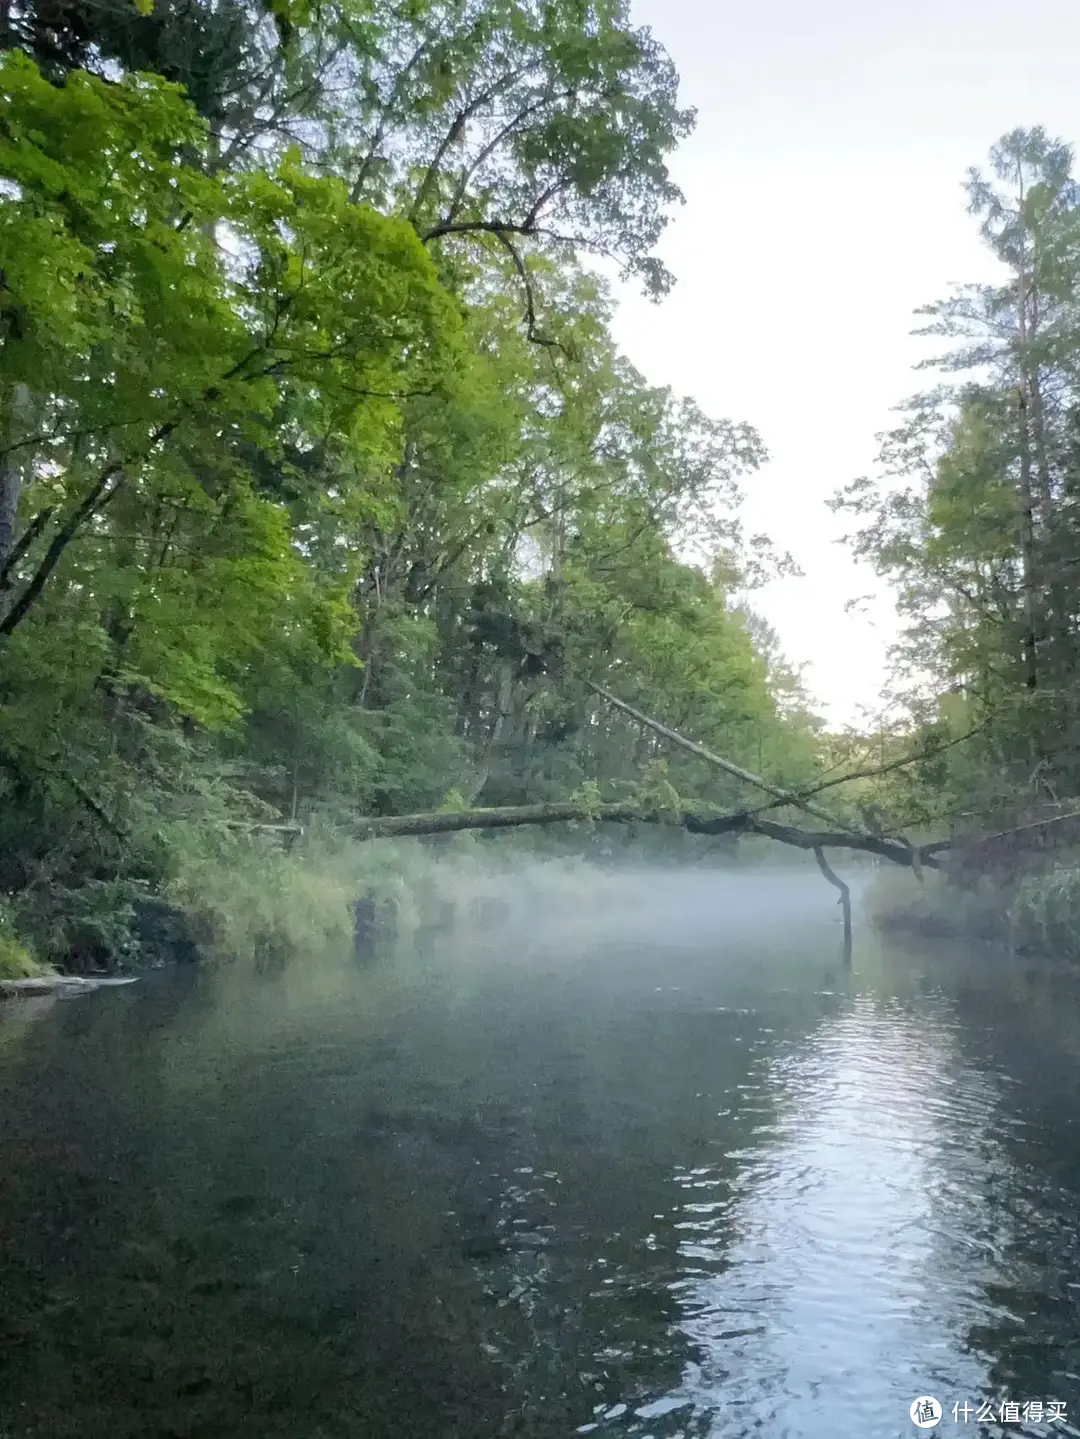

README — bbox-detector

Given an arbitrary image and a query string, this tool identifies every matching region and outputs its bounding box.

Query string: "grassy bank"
[2,824,404,976]
[3,821,664,976]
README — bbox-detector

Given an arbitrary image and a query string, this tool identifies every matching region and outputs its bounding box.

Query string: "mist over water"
[2,862,1080,1439]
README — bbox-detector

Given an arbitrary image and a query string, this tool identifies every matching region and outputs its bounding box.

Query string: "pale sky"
[610,0,1080,728]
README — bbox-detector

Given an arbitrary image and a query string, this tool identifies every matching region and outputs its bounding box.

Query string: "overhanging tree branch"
[794,720,993,801]
[422,217,550,243]
[583,679,858,830]
[348,799,945,869]
[0,420,174,637]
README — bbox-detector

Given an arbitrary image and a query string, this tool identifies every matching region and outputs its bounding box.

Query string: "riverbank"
[2,837,843,992]
[865,860,1080,959]
[0,974,140,1000]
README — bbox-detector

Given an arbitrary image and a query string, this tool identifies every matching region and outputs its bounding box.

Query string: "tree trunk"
[1016,395,1040,692]
[0,458,18,569]
[0,384,31,569]
[1014,197,1041,692]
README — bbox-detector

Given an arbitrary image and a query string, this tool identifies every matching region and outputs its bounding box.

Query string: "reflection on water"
[663,996,999,1437]
[1,869,1080,1439]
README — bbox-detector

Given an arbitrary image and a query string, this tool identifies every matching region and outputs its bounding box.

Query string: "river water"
[2,867,1080,1439]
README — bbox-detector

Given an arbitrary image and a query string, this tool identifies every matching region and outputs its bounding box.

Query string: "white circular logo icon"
[910,1396,943,1428]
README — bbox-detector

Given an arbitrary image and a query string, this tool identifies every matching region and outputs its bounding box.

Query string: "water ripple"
[599,993,1042,1437]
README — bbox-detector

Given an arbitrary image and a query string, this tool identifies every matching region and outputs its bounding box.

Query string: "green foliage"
[0,9,827,964]
[0,900,43,978]
[636,760,683,819]
[164,830,358,963]
[567,778,604,821]
[867,858,1080,962]
[1010,865,1080,957]
[0,936,40,978]
[16,880,143,970]
[831,127,1080,899]
[437,789,470,814]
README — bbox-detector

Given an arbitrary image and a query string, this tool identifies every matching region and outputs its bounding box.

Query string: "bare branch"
[796,721,992,801]
[443,93,571,224]
[584,680,859,830]
[422,217,543,243]
[490,232,566,352]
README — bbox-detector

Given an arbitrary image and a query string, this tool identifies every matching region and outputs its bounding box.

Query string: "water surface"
[2,867,1080,1439]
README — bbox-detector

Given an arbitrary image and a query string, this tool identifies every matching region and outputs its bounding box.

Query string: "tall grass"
[163,819,402,963]
[162,820,540,964]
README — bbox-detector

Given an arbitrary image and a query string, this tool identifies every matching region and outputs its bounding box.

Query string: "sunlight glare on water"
[659,995,999,1437]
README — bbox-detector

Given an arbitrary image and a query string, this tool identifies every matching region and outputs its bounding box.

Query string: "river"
[2,866,1080,1439]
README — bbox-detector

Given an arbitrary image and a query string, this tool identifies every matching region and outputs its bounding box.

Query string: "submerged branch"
[813,844,853,963]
